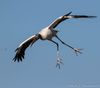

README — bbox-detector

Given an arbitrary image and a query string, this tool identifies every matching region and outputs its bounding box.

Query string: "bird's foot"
[73,48,83,56]
[56,51,64,69]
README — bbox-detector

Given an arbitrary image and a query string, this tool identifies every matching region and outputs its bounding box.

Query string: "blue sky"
[0,0,100,88]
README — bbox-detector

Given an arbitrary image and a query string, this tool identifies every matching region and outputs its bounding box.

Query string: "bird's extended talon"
[56,57,63,69]
[73,48,83,56]
[56,51,63,69]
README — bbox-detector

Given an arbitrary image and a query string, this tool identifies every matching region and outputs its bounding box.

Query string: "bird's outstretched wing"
[13,34,40,62]
[48,12,96,29]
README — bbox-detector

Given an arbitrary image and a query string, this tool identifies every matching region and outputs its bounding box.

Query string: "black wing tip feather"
[87,16,97,18]
[64,12,97,18]
[80,15,97,18]
[13,55,24,62]
[64,12,72,16]
[71,15,97,18]
[13,48,25,62]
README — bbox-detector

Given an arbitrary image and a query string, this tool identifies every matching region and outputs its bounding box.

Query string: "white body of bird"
[39,27,58,40]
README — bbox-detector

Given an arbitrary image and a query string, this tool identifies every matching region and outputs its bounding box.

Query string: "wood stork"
[13,12,96,68]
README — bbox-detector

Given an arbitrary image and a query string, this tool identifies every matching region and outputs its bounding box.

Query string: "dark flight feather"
[13,34,39,62]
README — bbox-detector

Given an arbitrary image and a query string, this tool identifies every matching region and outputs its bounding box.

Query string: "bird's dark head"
[36,33,43,40]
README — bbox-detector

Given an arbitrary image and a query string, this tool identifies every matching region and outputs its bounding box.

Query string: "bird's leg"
[50,40,63,69]
[56,51,64,69]
[55,35,82,56]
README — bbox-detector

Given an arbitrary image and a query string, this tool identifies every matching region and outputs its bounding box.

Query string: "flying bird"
[13,12,96,68]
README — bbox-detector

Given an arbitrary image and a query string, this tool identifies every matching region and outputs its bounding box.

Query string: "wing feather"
[48,12,96,29]
[13,34,39,62]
